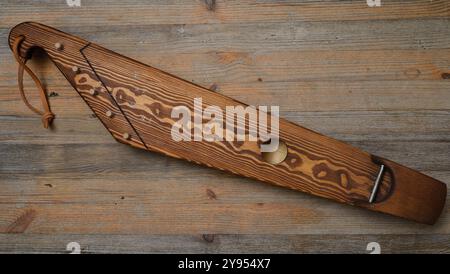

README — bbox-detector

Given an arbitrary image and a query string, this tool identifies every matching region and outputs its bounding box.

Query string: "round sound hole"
[261,140,288,165]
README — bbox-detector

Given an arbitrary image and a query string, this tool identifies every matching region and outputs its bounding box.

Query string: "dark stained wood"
[7,22,447,225]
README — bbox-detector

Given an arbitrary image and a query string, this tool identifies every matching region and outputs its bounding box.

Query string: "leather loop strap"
[12,35,54,128]
[8,22,447,224]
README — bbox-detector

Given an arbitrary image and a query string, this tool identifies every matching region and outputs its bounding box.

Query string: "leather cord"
[12,35,54,128]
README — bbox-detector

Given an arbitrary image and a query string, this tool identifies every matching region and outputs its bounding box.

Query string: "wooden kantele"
[8,22,447,224]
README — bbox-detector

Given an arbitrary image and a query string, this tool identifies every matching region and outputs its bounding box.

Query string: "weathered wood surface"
[0,0,449,253]
[8,21,447,224]
[1,234,450,254]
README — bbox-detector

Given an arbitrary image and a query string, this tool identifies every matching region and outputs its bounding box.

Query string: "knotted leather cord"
[12,35,54,128]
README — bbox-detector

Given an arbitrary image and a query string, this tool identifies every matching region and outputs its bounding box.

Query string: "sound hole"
[261,140,288,165]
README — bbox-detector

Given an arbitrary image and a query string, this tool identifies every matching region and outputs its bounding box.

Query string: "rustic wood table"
[0,0,449,253]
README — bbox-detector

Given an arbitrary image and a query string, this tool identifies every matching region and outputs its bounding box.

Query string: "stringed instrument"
[8,22,447,224]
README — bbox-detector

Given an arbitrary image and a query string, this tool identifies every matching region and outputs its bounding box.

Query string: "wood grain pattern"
[1,0,449,25]
[0,0,449,253]
[6,21,446,225]
[83,44,389,203]
[1,234,450,254]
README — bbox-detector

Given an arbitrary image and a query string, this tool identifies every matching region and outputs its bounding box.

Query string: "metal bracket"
[369,164,385,203]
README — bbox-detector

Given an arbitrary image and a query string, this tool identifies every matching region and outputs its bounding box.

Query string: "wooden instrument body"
[9,22,447,224]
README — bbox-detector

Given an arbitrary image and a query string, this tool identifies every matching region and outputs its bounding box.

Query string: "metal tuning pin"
[54,42,63,50]
[105,110,114,118]
[88,88,98,96]
[72,66,80,74]
[9,22,446,225]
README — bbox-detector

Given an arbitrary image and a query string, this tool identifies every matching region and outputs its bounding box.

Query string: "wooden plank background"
[0,0,449,253]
